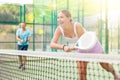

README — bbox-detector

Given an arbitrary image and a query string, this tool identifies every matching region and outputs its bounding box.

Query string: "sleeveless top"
[59,23,103,53]
[59,22,79,46]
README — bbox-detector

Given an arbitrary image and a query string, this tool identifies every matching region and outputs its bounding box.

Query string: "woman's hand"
[63,46,78,52]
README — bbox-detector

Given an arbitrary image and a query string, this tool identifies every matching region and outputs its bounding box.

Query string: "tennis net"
[0,50,120,80]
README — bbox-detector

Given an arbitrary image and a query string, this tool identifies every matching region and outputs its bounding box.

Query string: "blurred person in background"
[16,22,31,70]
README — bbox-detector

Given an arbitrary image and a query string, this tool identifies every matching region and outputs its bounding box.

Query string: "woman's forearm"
[50,42,64,50]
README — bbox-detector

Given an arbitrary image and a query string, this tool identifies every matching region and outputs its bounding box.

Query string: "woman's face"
[57,12,70,26]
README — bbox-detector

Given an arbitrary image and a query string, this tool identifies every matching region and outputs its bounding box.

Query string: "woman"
[50,10,120,80]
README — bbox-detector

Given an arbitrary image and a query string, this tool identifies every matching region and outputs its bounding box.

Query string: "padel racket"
[74,31,97,50]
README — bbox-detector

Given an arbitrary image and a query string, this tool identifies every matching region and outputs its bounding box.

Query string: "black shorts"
[18,45,28,50]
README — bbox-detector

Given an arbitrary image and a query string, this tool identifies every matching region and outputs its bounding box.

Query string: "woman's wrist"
[62,45,66,51]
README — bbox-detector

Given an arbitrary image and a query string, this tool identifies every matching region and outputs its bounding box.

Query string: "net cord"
[0,50,120,64]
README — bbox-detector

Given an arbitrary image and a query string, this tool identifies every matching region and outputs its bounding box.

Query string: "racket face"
[75,31,97,50]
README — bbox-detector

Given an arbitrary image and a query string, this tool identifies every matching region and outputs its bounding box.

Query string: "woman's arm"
[50,27,64,50]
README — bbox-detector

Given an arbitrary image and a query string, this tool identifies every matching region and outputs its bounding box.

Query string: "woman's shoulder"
[54,26,62,34]
[75,22,82,27]
[56,26,62,31]
[73,22,83,29]
[74,22,85,37]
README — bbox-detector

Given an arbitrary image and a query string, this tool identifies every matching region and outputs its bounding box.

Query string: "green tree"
[0,4,19,22]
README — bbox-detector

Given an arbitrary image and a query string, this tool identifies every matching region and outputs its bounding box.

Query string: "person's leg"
[100,63,120,80]
[22,45,28,70]
[77,61,88,80]
[22,56,26,70]
[18,45,23,69]
[18,56,23,69]
[18,56,22,64]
